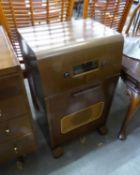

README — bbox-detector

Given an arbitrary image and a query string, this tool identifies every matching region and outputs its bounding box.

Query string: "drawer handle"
[14,146,18,154]
[0,110,2,117]
[5,128,11,134]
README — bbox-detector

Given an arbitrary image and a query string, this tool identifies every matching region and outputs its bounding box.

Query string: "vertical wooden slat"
[83,0,89,18]
[1,0,17,52]
[118,0,133,32]
[61,0,64,21]
[46,0,49,23]
[67,0,75,20]
[90,0,96,18]
[0,2,2,25]
[29,0,35,25]
[8,0,17,29]
[0,0,10,36]
[0,1,5,26]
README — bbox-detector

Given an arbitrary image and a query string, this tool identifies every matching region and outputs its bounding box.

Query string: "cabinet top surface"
[0,26,19,71]
[18,19,123,59]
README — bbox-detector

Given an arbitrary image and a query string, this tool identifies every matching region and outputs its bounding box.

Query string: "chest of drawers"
[0,26,36,163]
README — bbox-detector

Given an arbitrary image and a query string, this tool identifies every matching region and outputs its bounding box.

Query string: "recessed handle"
[72,68,99,78]
[72,84,101,97]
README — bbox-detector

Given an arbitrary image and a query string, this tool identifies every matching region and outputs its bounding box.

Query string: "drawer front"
[0,116,33,143]
[47,84,105,118]
[0,134,36,164]
[0,74,23,100]
[0,96,28,122]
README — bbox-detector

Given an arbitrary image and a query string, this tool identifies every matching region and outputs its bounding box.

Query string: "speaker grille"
[61,102,104,134]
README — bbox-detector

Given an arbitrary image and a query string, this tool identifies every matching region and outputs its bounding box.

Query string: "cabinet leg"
[80,136,87,144]
[97,125,108,135]
[16,156,24,170]
[119,91,140,140]
[52,147,63,158]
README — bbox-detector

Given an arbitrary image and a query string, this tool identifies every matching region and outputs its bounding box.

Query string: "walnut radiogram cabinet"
[0,26,36,164]
[18,19,124,157]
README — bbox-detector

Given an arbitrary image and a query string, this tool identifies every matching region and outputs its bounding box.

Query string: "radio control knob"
[64,72,70,78]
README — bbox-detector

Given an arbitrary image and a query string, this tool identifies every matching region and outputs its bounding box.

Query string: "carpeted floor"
[1,78,140,175]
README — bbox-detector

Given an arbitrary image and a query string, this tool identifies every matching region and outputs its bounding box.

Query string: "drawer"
[0,115,33,143]
[46,83,105,117]
[0,74,23,100]
[0,134,36,164]
[0,95,28,122]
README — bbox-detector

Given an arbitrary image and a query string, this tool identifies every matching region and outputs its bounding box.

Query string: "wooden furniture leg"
[97,125,108,135]
[52,147,64,158]
[119,90,140,140]
[16,156,24,170]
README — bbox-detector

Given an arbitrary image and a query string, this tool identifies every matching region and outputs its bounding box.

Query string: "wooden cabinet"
[18,19,123,158]
[0,26,36,164]
[0,134,36,163]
